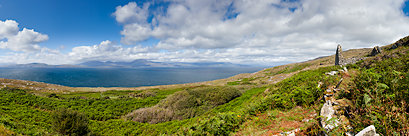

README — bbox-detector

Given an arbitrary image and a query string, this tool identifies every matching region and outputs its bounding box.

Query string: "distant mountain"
[5,63,83,68]
[170,62,248,67]
[79,59,247,68]
[79,59,172,68]
[2,59,248,68]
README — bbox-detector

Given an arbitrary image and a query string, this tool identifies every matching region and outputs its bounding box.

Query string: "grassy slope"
[1,36,408,135]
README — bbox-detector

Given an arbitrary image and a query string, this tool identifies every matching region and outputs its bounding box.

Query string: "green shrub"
[126,86,242,124]
[135,91,157,98]
[346,49,409,135]
[180,112,244,136]
[48,93,59,98]
[51,108,90,136]
[0,87,26,94]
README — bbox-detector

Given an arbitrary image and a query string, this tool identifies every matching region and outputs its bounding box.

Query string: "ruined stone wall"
[335,45,367,66]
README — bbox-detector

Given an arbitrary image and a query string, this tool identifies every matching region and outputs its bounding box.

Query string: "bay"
[0,67,265,87]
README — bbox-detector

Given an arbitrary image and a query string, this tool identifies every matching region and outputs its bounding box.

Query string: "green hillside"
[1,36,409,135]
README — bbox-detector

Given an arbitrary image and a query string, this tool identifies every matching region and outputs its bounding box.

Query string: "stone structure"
[334,45,367,66]
[320,78,354,135]
[370,46,381,56]
[320,68,379,136]
[335,45,342,65]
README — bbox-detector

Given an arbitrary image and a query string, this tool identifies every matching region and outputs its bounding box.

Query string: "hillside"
[1,36,409,135]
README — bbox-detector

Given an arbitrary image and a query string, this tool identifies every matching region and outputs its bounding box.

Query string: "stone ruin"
[334,45,366,66]
[320,67,380,136]
[335,45,343,65]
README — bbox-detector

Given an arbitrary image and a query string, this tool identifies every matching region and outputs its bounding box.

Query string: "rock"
[335,45,342,65]
[376,46,381,53]
[280,128,299,136]
[391,43,398,49]
[325,71,338,76]
[370,46,381,56]
[317,81,323,88]
[320,102,338,131]
[355,125,379,136]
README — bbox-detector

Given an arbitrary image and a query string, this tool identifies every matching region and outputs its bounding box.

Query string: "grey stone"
[391,44,398,49]
[370,46,381,56]
[335,45,342,65]
[355,125,379,136]
[320,102,338,131]
[325,71,338,76]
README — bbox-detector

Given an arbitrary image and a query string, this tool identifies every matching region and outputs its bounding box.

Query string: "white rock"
[325,71,338,76]
[320,102,339,132]
[355,125,379,136]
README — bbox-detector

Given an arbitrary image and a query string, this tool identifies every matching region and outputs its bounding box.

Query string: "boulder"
[391,43,398,49]
[355,125,379,136]
[370,46,381,56]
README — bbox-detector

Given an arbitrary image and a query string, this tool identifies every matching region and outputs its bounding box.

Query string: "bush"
[48,93,59,98]
[0,125,15,136]
[180,112,245,136]
[51,108,90,136]
[126,86,242,124]
[135,91,157,98]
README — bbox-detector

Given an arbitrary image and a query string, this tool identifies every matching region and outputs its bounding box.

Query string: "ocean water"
[0,67,265,87]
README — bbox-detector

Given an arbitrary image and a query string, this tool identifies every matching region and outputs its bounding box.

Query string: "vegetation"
[51,108,90,136]
[344,46,409,135]
[264,62,311,76]
[124,86,241,124]
[0,38,408,135]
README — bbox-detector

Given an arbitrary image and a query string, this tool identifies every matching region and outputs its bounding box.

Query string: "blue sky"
[0,0,159,51]
[1,0,409,65]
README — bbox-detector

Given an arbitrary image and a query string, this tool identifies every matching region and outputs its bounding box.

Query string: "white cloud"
[110,0,409,65]
[2,1,409,66]
[112,2,150,24]
[0,20,19,38]
[67,40,152,62]
[0,20,49,52]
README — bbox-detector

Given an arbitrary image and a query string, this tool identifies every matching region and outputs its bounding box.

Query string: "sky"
[1,0,409,66]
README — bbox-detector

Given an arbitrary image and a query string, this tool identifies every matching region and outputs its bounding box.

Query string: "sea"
[0,67,266,87]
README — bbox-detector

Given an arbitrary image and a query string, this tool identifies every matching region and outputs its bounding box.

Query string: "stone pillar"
[335,45,342,65]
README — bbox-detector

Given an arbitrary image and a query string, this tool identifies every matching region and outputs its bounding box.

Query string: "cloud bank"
[1,0,409,66]
[0,20,53,53]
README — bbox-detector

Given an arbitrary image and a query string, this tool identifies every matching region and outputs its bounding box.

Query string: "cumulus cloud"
[67,40,152,62]
[2,0,409,66]
[0,20,19,38]
[111,0,409,65]
[0,20,49,52]
[112,2,150,24]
